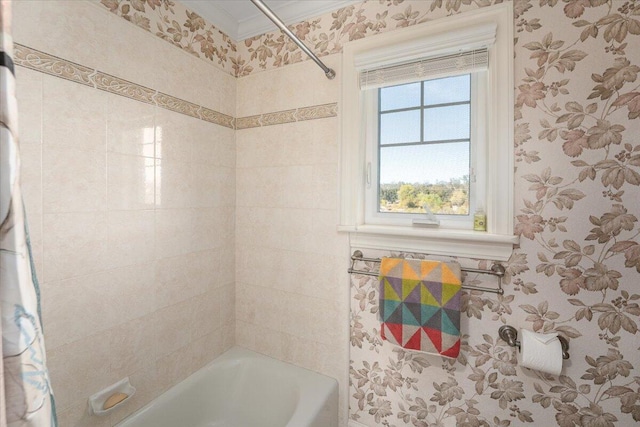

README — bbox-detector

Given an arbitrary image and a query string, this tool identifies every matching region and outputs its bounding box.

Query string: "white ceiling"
[181,0,360,41]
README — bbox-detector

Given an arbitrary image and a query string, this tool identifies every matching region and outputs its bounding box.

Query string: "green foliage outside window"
[379,176,469,215]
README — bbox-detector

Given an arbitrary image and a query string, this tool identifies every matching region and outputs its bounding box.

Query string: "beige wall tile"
[220,283,236,326]
[47,332,114,412]
[154,158,193,209]
[236,166,284,208]
[41,263,157,351]
[107,210,156,269]
[14,2,237,425]
[42,212,108,282]
[213,71,237,118]
[107,362,162,426]
[191,123,235,167]
[108,314,159,379]
[154,300,194,357]
[107,153,156,210]
[154,345,193,394]
[103,11,164,92]
[236,126,284,169]
[43,146,106,213]
[12,1,352,425]
[154,108,194,163]
[209,247,235,287]
[281,165,315,209]
[107,94,156,158]
[235,319,256,349]
[191,164,222,208]
[15,67,43,145]
[190,290,222,341]
[56,401,111,427]
[235,55,340,118]
[188,329,225,372]
[190,208,233,252]
[235,245,285,286]
[154,208,192,258]
[155,253,203,309]
[20,144,42,215]
[187,249,221,293]
[12,0,109,71]
[42,75,107,153]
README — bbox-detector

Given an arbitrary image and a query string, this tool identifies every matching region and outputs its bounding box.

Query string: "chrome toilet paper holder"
[498,325,570,360]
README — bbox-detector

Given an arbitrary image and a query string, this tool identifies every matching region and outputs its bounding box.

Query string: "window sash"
[359,48,488,90]
[364,72,486,229]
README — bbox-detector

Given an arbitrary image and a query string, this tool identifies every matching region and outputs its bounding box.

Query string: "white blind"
[359,48,489,90]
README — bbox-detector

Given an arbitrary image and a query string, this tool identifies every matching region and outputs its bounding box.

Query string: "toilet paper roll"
[518,329,563,376]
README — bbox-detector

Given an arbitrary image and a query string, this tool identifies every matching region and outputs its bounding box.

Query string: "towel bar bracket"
[348,250,505,295]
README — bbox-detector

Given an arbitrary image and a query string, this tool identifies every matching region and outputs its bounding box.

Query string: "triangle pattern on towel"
[378,257,462,359]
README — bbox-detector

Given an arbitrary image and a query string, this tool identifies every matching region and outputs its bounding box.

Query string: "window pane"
[380,110,421,145]
[423,104,470,141]
[380,82,421,111]
[423,74,470,106]
[379,142,470,215]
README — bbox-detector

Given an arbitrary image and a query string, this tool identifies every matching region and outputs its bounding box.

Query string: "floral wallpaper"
[96,0,640,426]
[98,0,237,74]
[348,1,640,426]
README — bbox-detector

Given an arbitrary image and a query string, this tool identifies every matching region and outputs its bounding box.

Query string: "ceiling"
[180,0,360,41]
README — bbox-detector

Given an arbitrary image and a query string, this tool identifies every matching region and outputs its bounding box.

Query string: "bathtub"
[116,347,338,427]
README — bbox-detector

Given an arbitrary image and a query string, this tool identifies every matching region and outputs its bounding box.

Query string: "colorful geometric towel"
[378,257,462,358]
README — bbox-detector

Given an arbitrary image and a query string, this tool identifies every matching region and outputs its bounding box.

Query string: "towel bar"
[348,250,505,295]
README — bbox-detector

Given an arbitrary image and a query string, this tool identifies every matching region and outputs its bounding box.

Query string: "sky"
[378,75,471,184]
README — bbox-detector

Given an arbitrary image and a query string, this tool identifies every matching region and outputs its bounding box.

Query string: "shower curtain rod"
[250,0,336,80]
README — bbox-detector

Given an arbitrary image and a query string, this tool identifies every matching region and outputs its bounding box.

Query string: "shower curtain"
[0,1,57,425]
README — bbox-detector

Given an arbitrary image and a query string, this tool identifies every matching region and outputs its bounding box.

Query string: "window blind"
[359,48,489,90]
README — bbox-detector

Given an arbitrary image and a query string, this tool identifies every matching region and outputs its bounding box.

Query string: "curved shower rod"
[250,0,336,80]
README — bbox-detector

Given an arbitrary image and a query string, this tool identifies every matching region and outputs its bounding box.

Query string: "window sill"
[337,224,518,261]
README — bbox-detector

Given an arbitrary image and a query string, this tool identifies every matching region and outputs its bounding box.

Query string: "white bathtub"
[116,347,338,427]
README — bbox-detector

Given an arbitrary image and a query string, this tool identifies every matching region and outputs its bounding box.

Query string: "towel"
[378,257,462,358]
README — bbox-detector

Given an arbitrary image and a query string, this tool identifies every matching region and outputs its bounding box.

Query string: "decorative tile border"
[14,43,336,130]
[154,92,201,119]
[13,43,235,129]
[93,72,156,104]
[14,44,94,86]
[200,106,235,129]
[235,103,338,130]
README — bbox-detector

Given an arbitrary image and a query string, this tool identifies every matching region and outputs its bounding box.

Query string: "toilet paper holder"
[498,325,570,360]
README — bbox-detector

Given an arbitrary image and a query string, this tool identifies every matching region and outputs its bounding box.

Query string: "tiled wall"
[234,55,351,425]
[12,1,236,426]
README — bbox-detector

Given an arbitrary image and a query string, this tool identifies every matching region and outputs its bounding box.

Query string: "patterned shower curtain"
[0,1,57,425]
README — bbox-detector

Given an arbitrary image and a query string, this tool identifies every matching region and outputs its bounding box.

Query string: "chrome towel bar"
[348,250,505,295]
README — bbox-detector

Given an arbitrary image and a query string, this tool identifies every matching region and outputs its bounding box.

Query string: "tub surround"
[12,1,237,426]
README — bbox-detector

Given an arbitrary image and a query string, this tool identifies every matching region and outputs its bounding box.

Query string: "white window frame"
[364,72,485,229]
[338,3,518,261]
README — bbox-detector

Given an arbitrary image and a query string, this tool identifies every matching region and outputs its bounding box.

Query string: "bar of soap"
[103,392,128,410]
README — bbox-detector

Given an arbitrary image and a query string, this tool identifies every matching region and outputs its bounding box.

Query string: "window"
[339,3,518,260]
[365,73,483,229]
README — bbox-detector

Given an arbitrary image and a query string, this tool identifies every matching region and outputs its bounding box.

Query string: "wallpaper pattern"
[99,0,237,75]
[94,0,640,426]
[349,1,640,426]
